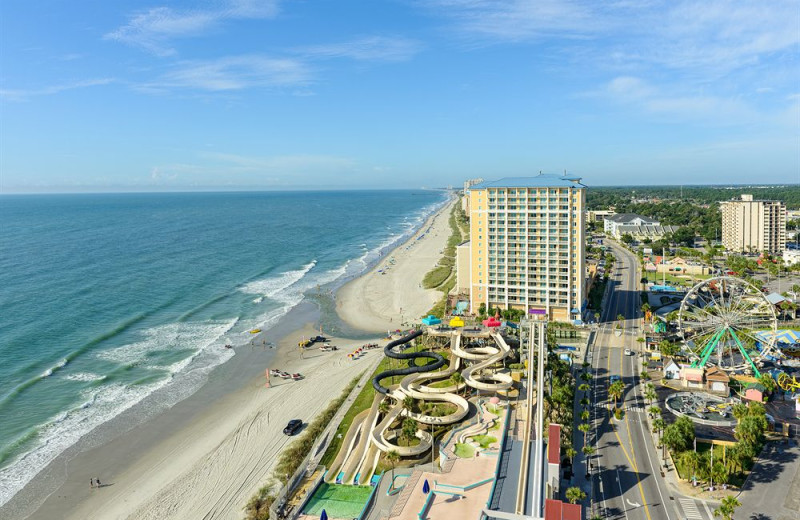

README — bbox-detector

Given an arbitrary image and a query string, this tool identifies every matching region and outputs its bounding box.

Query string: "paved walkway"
[736,439,800,520]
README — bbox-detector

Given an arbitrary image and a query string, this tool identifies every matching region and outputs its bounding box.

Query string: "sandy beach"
[7,195,455,520]
[337,197,456,333]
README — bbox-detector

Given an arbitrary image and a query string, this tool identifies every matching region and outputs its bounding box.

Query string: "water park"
[296,324,518,520]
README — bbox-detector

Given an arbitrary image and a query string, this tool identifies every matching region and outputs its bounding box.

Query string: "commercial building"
[467,173,586,322]
[613,224,680,241]
[720,194,786,254]
[603,213,659,237]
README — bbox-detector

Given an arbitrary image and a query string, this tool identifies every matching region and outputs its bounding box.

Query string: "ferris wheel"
[677,276,778,375]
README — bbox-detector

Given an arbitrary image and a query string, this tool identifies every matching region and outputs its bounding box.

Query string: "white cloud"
[598,75,756,123]
[298,36,423,62]
[142,55,310,91]
[105,1,279,56]
[0,78,114,101]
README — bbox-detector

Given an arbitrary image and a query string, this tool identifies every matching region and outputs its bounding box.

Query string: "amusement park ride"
[677,276,780,377]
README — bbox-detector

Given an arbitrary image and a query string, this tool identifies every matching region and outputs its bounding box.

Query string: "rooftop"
[469,173,585,190]
[606,213,659,224]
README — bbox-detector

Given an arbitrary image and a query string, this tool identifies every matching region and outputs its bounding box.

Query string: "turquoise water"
[0,190,446,505]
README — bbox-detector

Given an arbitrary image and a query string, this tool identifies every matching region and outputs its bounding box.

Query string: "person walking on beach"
[90,478,94,488]
[95,478,101,487]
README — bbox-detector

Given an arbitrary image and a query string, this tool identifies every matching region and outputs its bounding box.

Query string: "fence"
[482,404,511,517]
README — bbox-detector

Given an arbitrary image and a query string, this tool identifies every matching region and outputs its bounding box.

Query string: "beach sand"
[336,197,456,333]
[8,195,455,520]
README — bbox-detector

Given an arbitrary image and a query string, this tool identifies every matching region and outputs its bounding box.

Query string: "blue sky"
[1,0,798,192]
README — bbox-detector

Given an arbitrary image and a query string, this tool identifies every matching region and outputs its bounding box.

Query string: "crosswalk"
[679,498,710,520]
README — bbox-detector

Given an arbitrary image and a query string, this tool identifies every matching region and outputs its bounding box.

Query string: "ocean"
[0,189,447,506]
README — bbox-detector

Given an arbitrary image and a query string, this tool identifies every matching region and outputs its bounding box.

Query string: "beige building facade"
[720,194,786,253]
[467,174,586,322]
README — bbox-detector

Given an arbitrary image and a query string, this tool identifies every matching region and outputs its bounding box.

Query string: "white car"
[624,348,633,356]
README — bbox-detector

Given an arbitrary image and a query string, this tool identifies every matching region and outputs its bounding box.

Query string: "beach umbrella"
[320,509,328,520]
[422,479,430,494]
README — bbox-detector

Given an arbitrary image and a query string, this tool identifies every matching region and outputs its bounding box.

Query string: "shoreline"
[2,194,456,520]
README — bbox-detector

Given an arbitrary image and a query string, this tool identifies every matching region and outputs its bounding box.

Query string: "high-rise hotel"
[466,174,586,321]
[720,194,786,254]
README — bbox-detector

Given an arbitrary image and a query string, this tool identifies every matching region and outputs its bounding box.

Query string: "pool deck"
[390,451,497,520]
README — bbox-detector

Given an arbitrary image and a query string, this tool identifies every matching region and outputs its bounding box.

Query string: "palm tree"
[578,423,590,435]
[608,380,625,405]
[400,418,417,446]
[581,410,590,421]
[713,496,741,520]
[386,450,400,483]
[681,451,701,483]
[648,405,661,419]
[450,371,464,395]
[565,486,586,504]
[378,399,390,416]
[582,445,595,457]
[578,383,590,394]
[402,396,415,415]
[565,446,578,465]
[645,387,658,405]
[652,417,665,439]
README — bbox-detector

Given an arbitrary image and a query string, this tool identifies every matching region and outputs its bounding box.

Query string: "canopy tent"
[422,315,442,326]
[483,317,502,327]
[449,317,465,327]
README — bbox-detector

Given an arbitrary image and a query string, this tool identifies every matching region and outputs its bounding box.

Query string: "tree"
[621,233,635,245]
[681,450,701,483]
[713,496,741,520]
[578,423,590,435]
[402,396,415,414]
[565,446,578,465]
[450,371,465,395]
[579,383,590,393]
[659,340,681,357]
[608,380,625,404]
[648,405,662,419]
[732,403,748,422]
[400,418,418,446]
[378,399,390,416]
[386,450,400,483]
[645,387,658,405]
[663,417,694,453]
[652,417,665,438]
[582,445,595,457]
[581,410,590,421]
[565,486,586,504]
[757,373,778,395]
[711,462,729,488]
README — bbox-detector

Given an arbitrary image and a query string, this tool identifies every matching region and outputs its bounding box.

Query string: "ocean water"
[0,189,446,505]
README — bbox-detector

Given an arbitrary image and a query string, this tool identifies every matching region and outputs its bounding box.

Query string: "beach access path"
[14,198,455,520]
[336,196,457,333]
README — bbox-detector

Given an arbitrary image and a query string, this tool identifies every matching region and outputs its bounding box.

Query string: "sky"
[1,0,799,192]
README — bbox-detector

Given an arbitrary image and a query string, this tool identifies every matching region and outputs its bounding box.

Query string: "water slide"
[340,394,383,484]
[325,407,369,483]
[458,331,514,392]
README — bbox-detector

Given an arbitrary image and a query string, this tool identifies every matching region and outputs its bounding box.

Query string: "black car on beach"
[283,419,302,436]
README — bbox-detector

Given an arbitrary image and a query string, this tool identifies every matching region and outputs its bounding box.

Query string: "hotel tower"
[467,174,586,322]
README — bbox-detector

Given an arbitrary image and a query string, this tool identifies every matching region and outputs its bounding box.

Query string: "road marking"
[679,498,703,520]
[702,501,714,519]
[626,498,642,508]
[616,469,631,520]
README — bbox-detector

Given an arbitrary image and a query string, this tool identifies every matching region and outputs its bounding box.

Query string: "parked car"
[624,348,633,356]
[283,419,302,435]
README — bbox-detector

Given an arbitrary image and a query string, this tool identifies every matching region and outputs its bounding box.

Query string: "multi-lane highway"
[587,240,716,520]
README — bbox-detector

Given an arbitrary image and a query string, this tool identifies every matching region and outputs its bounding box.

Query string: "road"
[587,240,716,520]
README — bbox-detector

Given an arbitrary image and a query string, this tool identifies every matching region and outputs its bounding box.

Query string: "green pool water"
[302,482,373,519]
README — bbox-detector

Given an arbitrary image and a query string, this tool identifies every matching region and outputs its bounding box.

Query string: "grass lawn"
[471,435,497,449]
[454,443,475,458]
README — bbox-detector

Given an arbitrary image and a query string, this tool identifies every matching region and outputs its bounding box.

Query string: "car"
[283,419,302,435]
[609,375,621,384]
[624,348,632,356]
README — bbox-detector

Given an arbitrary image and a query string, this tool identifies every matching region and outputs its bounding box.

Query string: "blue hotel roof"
[469,173,585,190]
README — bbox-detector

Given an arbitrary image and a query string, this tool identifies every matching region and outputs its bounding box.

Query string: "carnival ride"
[677,276,779,376]
[325,327,514,485]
